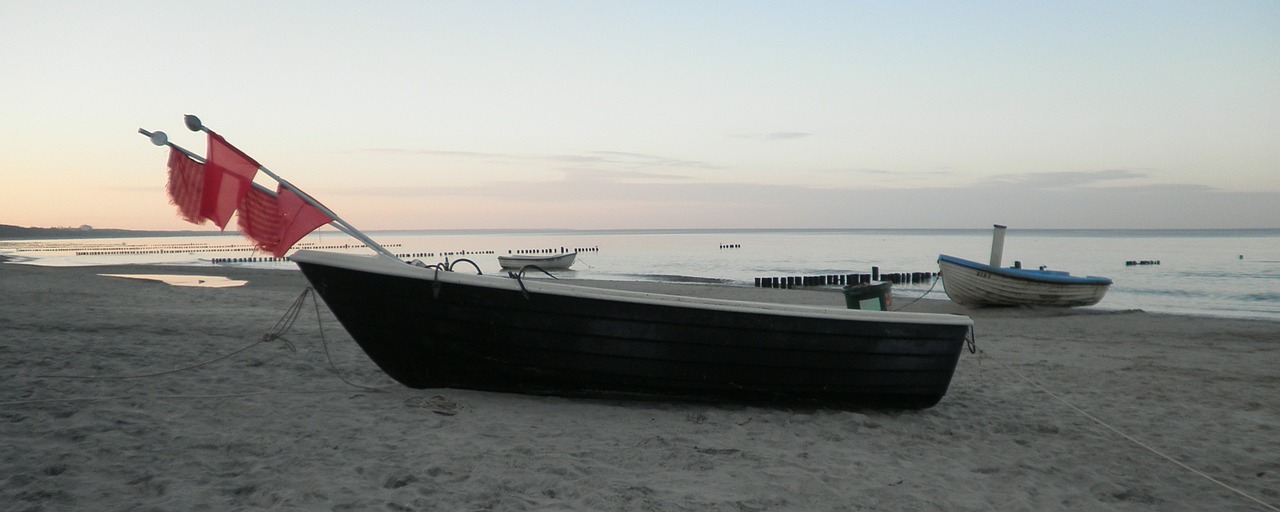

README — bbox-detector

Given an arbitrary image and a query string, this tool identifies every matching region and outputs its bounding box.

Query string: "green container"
[842,281,892,311]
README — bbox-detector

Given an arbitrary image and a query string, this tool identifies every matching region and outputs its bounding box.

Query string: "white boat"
[937,254,1112,307]
[498,252,576,270]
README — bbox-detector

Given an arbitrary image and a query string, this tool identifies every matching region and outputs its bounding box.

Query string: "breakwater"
[80,242,401,257]
[212,245,601,265]
[508,246,599,255]
[754,266,938,289]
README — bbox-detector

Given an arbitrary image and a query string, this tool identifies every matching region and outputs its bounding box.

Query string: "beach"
[2,261,1277,511]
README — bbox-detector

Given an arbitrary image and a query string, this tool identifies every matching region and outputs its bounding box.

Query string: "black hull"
[294,252,973,409]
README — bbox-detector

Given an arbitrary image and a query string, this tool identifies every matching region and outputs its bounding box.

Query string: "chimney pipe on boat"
[990,224,1007,267]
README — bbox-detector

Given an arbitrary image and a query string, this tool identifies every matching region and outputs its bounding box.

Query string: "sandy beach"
[2,260,1277,511]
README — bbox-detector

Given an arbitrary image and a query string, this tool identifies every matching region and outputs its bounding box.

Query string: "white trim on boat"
[291,250,972,327]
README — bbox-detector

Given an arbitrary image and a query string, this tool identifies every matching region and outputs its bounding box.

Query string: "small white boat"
[937,225,1111,308]
[497,252,576,270]
[937,254,1112,307]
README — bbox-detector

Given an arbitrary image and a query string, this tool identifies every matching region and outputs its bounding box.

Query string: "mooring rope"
[304,287,388,392]
[32,288,387,392]
[37,289,309,381]
[891,274,942,312]
[507,265,559,299]
[447,258,482,274]
[0,389,348,408]
[36,338,269,381]
[993,357,1278,511]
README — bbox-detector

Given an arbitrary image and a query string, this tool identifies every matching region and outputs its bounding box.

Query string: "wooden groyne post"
[753,267,939,289]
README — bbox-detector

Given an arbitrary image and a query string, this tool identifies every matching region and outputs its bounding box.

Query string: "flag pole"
[140,124,400,260]
[141,127,298,210]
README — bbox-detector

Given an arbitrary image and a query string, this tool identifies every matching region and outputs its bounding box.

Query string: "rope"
[32,288,386,393]
[0,389,351,408]
[37,290,309,381]
[36,288,311,378]
[306,287,388,392]
[446,258,482,274]
[37,339,268,380]
[891,274,941,311]
[994,357,1278,511]
[262,286,311,351]
[507,265,560,300]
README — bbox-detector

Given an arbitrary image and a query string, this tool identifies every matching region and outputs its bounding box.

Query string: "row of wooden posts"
[510,246,599,254]
[75,242,400,257]
[211,256,293,264]
[210,245,602,264]
[754,267,939,289]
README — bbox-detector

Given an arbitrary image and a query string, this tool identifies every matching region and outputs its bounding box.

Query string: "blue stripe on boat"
[937,254,1113,286]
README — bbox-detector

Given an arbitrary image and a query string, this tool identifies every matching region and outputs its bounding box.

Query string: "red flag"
[274,187,333,257]
[203,132,260,229]
[236,186,282,255]
[235,185,334,258]
[166,147,206,225]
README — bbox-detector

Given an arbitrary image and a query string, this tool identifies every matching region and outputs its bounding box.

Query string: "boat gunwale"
[497,251,576,269]
[291,250,973,327]
[497,251,577,262]
[938,254,1113,286]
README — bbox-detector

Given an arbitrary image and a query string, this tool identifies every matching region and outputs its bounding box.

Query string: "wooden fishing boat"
[937,254,1112,308]
[497,251,576,270]
[142,114,976,409]
[293,250,975,408]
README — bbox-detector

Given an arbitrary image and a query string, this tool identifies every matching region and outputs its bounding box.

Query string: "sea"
[4,228,1278,322]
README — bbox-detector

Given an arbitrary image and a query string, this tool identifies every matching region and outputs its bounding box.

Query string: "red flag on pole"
[203,132,260,229]
[275,187,334,257]
[166,147,206,225]
[236,184,334,258]
[237,186,282,254]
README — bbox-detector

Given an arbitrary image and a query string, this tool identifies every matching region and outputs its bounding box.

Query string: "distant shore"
[2,261,1277,510]
[0,224,219,241]
[6,224,1279,242]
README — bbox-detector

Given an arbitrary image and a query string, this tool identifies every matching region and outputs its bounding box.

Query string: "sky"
[2,0,1278,231]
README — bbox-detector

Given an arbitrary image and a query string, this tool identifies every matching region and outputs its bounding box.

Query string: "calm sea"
[5,229,1278,321]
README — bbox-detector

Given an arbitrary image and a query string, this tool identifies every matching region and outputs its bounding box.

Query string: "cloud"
[582,151,719,170]
[824,168,955,178]
[978,169,1151,189]
[359,148,510,159]
[330,168,1280,229]
[356,147,719,174]
[311,149,1277,228]
[735,132,813,141]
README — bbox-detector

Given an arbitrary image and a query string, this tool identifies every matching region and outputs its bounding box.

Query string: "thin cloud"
[355,147,718,172]
[561,169,694,183]
[979,169,1152,189]
[358,148,512,159]
[584,151,719,170]
[735,132,813,141]
[823,168,954,177]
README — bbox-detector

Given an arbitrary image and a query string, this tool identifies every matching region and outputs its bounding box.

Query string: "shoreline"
[4,254,1273,323]
[7,225,1280,323]
[3,262,1278,510]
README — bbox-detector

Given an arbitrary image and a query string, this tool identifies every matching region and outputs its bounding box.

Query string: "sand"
[2,260,1277,511]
